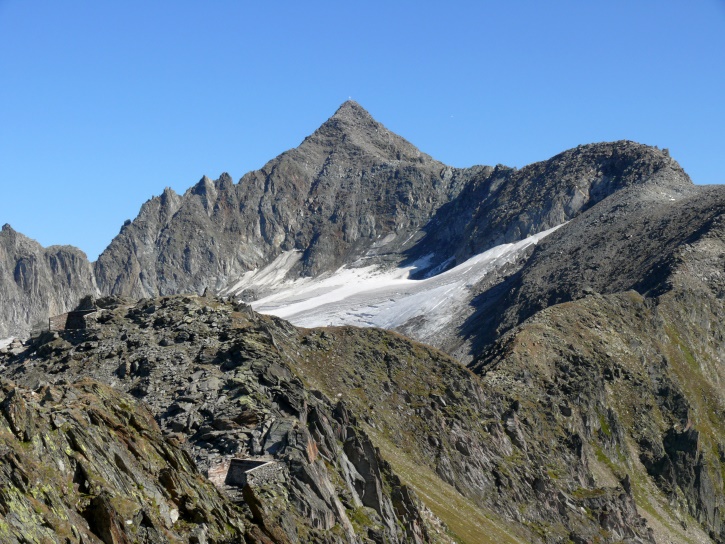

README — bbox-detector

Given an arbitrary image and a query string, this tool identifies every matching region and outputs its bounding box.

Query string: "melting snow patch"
[252,225,562,341]
[221,250,304,296]
[0,337,13,350]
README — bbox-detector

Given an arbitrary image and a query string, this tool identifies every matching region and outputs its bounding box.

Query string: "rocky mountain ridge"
[410,140,686,268]
[94,101,474,300]
[0,102,691,341]
[2,101,725,543]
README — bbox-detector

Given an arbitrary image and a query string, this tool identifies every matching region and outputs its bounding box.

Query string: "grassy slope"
[476,289,723,543]
[284,325,537,543]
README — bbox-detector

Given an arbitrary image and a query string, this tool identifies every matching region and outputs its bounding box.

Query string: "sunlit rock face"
[0,223,98,339]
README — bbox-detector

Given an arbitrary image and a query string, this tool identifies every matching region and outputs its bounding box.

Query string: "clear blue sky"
[1,1,724,260]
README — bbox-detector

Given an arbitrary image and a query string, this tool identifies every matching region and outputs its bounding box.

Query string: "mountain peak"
[330,100,374,123]
[323,100,381,137]
[303,100,435,166]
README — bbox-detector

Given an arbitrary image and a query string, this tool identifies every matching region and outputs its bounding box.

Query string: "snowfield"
[0,337,13,350]
[249,226,562,343]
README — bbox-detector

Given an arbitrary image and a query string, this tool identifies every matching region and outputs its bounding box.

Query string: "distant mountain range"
[1,102,724,543]
[0,101,690,342]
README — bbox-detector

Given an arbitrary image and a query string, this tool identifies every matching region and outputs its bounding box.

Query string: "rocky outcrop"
[0,377,247,543]
[2,295,444,543]
[0,224,98,339]
[408,141,688,270]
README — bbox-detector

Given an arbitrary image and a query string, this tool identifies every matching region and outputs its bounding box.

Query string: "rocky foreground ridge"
[0,377,247,543]
[2,288,725,542]
[3,296,457,543]
[0,295,656,543]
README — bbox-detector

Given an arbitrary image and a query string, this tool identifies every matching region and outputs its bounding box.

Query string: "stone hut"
[208,457,284,489]
[49,295,99,332]
[49,309,98,332]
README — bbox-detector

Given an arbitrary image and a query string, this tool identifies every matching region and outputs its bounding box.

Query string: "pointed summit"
[330,100,376,124]
[302,101,435,165]
[324,100,382,136]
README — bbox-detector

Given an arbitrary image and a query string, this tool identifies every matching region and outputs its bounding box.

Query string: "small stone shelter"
[48,309,98,332]
[208,458,284,489]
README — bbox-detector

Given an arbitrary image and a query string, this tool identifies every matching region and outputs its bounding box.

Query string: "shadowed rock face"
[456,173,721,358]
[407,141,688,269]
[0,224,98,339]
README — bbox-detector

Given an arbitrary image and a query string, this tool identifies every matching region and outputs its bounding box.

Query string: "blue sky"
[1,1,724,260]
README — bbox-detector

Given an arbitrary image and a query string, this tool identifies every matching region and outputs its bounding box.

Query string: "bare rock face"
[0,224,98,339]
[3,296,445,543]
[410,141,689,269]
[94,101,474,299]
[0,377,247,543]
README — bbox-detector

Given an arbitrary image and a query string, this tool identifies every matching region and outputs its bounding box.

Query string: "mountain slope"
[471,288,725,543]
[2,296,456,544]
[460,170,720,356]
[94,101,476,299]
[460,174,725,540]
[5,294,711,543]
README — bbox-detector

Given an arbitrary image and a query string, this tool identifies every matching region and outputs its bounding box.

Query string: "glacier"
[249,225,562,345]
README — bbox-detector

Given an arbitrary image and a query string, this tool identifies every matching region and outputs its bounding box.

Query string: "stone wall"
[208,458,284,489]
[48,313,70,332]
[48,310,97,332]
[207,458,231,488]
[245,460,285,487]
